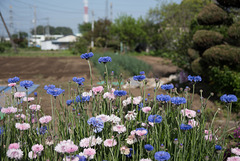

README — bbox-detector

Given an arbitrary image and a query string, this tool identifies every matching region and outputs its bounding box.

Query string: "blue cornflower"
[140,71,145,75]
[72,77,85,85]
[34,92,37,97]
[133,75,146,81]
[0,127,4,135]
[66,100,73,106]
[114,90,127,97]
[156,94,171,102]
[44,84,55,91]
[161,84,174,90]
[76,155,87,161]
[81,52,94,60]
[147,93,150,97]
[98,56,112,64]
[180,124,192,130]
[36,126,47,135]
[215,145,222,150]
[20,80,34,89]
[136,128,148,135]
[171,97,186,105]
[8,76,20,83]
[220,94,238,103]
[144,144,154,151]
[148,115,162,123]
[47,88,64,97]
[154,151,171,161]
[87,117,104,133]
[75,95,90,103]
[188,75,202,82]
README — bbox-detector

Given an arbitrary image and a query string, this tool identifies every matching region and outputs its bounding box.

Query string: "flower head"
[44,84,55,91]
[87,117,104,133]
[47,88,64,97]
[104,138,117,147]
[15,123,30,130]
[136,128,148,136]
[73,77,85,85]
[1,107,17,114]
[98,56,112,64]
[215,145,222,151]
[36,126,48,135]
[156,94,171,102]
[92,86,104,95]
[81,52,94,60]
[96,114,110,122]
[154,151,171,161]
[8,77,20,83]
[66,99,74,106]
[114,90,127,97]
[14,92,26,98]
[83,148,96,158]
[39,116,52,124]
[180,109,196,118]
[75,95,90,103]
[20,80,34,88]
[180,124,192,130]
[220,94,238,103]
[188,75,202,82]
[120,146,130,155]
[140,71,145,75]
[161,84,174,90]
[171,97,186,105]
[32,144,44,153]
[227,156,240,161]
[133,75,146,81]
[113,125,126,134]
[29,104,41,111]
[231,147,240,156]
[142,107,151,113]
[8,143,20,149]
[148,115,162,123]
[144,144,154,151]
[7,149,23,159]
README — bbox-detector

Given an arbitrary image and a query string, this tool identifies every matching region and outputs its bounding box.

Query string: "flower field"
[0,52,239,161]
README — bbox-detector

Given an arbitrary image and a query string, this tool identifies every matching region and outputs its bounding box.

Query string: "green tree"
[111,15,147,51]
[31,26,73,35]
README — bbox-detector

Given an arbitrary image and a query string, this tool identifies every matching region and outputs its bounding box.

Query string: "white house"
[41,35,77,50]
[29,35,63,46]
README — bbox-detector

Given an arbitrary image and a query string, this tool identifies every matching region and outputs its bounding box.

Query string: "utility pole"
[110,2,113,22]
[91,11,94,48]
[33,6,37,46]
[46,17,50,35]
[105,0,108,19]
[9,5,13,34]
[0,11,18,53]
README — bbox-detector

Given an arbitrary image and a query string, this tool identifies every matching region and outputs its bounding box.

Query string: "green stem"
[88,60,93,89]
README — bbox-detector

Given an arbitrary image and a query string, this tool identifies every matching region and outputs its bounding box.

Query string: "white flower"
[125,110,137,121]
[109,114,121,124]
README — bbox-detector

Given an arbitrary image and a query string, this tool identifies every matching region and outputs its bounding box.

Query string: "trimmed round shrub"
[228,21,240,46]
[203,45,240,67]
[188,48,199,60]
[216,0,240,8]
[191,57,204,74]
[197,4,228,25]
[193,30,223,49]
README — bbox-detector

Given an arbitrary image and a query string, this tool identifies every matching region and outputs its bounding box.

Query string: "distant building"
[41,35,77,50]
[29,35,63,47]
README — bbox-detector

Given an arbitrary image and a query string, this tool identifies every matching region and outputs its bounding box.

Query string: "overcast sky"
[0,0,181,36]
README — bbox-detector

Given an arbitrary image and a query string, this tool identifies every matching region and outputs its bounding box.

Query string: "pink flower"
[120,146,130,155]
[136,130,148,136]
[15,123,30,130]
[227,156,240,161]
[96,114,109,122]
[204,134,217,141]
[180,109,196,118]
[142,107,151,113]
[140,159,152,161]
[92,86,104,95]
[204,130,210,135]
[103,92,115,100]
[8,83,16,87]
[14,92,26,98]
[188,119,198,127]
[104,139,117,147]
[28,151,37,159]
[133,96,142,105]
[55,140,76,154]
[113,125,126,134]
[7,149,23,159]
[23,97,35,102]
[83,148,96,157]
[65,144,78,153]
[29,104,41,111]
[39,116,52,124]
[8,143,20,149]
[1,107,17,114]
[15,114,26,120]
[32,144,44,153]
[148,122,154,127]
[231,147,240,156]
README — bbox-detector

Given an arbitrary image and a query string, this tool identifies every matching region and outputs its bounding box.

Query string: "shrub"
[197,4,228,25]
[202,45,240,68]
[0,44,5,53]
[209,66,240,111]
[228,21,240,46]
[188,48,199,60]
[72,37,89,55]
[191,57,205,74]
[193,30,223,50]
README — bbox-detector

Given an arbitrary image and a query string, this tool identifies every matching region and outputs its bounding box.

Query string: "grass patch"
[91,53,152,77]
